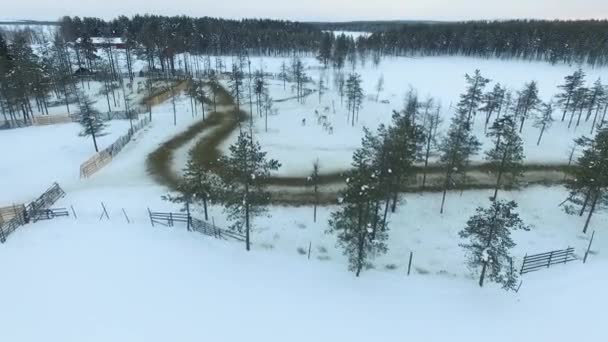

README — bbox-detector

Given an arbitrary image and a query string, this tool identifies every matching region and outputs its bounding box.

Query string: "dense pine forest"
[359,20,608,66]
[53,17,608,67]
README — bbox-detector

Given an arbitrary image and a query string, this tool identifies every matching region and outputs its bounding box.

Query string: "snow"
[211,55,607,177]
[0,120,131,205]
[0,199,605,342]
[1,43,607,341]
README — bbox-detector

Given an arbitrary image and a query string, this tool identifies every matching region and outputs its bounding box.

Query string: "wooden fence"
[520,247,577,274]
[32,114,80,126]
[0,204,26,223]
[0,183,65,243]
[148,210,245,242]
[80,116,150,178]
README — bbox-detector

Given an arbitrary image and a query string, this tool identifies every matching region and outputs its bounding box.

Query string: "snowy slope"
[0,213,605,342]
[211,55,607,176]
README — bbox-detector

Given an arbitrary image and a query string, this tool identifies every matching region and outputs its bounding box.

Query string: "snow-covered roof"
[75,37,124,45]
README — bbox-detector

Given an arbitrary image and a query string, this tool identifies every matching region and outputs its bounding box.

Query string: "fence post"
[307,241,312,260]
[122,208,131,224]
[583,232,595,264]
[70,205,78,219]
[100,202,110,220]
[520,254,527,274]
[407,251,413,276]
[169,212,173,227]
[147,208,154,227]
[547,250,554,268]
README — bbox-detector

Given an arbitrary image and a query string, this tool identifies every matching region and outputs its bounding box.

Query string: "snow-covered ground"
[0,89,199,206]
[0,198,605,342]
[0,120,131,205]
[213,55,606,176]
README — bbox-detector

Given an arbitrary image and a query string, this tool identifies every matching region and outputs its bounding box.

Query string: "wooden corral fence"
[143,80,190,107]
[0,183,66,243]
[32,114,80,126]
[80,117,151,178]
[0,204,26,224]
[148,209,245,242]
[520,247,577,274]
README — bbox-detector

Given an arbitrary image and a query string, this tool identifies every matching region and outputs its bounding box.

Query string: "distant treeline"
[359,20,608,66]
[308,20,442,32]
[48,17,608,68]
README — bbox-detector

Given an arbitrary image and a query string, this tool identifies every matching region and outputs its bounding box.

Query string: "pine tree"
[375,74,384,102]
[327,147,388,277]
[587,79,606,134]
[228,63,244,112]
[569,84,589,129]
[485,115,525,200]
[161,180,195,231]
[181,153,216,221]
[459,70,490,128]
[564,127,608,233]
[557,69,585,122]
[480,83,505,132]
[515,81,541,133]
[308,159,320,223]
[386,110,424,212]
[216,131,280,250]
[345,73,363,127]
[533,101,555,145]
[459,200,530,289]
[317,32,333,68]
[279,61,288,91]
[78,93,107,152]
[208,70,219,112]
[439,107,481,213]
[421,103,442,189]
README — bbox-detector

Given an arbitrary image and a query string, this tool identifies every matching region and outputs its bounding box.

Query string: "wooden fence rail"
[80,116,151,178]
[0,183,66,243]
[520,247,577,274]
[148,210,245,242]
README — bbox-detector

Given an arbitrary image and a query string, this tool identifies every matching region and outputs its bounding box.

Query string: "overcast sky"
[2,0,608,22]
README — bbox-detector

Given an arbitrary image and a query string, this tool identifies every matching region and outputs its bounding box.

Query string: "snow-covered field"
[0,196,605,342]
[0,89,198,206]
[1,44,607,341]
[214,55,606,176]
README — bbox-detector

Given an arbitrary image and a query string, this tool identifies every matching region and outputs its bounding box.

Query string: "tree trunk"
[203,194,208,221]
[561,96,571,121]
[583,190,599,234]
[537,124,545,146]
[479,261,487,287]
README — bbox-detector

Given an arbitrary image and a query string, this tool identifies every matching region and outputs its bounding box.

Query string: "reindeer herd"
[311,107,333,134]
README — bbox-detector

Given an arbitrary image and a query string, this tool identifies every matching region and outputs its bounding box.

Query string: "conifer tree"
[345,73,363,126]
[459,200,529,289]
[180,153,216,221]
[564,127,608,233]
[208,70,219,112]
[375,74,384,102]
[438,108,481,213]
[421,103,442,189]
[557,69,585,122]
[78,93,107,152]
[516,81,541,133]
[317,32,333,68]
[485,115,525,200]
[587,79,606,134]
[327,147,388,277]
[459,70,490,128]
[216,131,280,250]
[228,63,244,112]
[534,101,555,145]
[309,159,320,223]
[481,83,505,132]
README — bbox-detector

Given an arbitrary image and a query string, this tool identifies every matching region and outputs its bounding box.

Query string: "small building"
[75,37,126,49]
